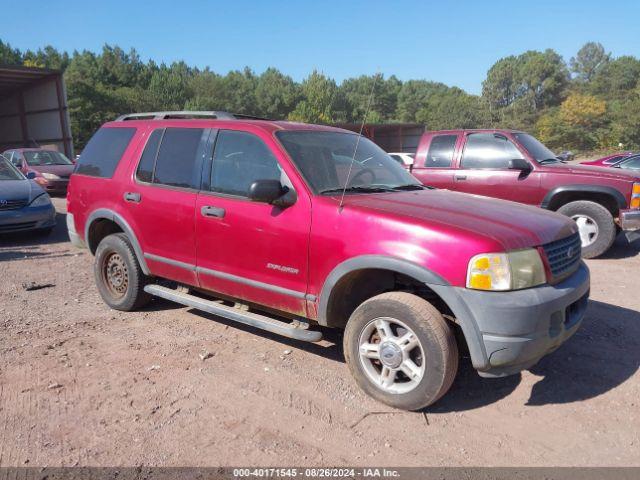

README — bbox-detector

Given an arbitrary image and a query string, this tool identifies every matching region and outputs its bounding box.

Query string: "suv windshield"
[276,131,422,194]
[0,155,26,181]
[513,133,559,163]
[24,150,73,166]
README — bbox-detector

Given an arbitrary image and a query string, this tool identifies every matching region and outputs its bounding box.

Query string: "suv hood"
[342,189,577,251]
[544,162,640,181]
[0,179,46,203]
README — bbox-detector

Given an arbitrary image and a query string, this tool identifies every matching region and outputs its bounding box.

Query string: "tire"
[343,292,458,411]
[558,201,616,258]
[94,233,151,311]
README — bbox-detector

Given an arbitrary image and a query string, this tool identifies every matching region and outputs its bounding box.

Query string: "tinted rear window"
[153,128,208,189]
[75,127,136,178]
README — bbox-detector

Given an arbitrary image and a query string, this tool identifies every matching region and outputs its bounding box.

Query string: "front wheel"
[343,292,458,411]
[94,233,151,311]
[558,201,616,258]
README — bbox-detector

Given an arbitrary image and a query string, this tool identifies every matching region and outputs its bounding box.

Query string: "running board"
[144,284,323,343]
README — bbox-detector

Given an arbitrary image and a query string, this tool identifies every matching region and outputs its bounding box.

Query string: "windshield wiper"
[539,158,561,164]
[391,184,428,191]
[319,185,396,195]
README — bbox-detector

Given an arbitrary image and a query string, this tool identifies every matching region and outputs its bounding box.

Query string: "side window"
[461,133,524,169]
[210,130,281,197]
[75,127,136,178]
[424,135,457,168]
[136,129,163,183]
[153,128,208,189]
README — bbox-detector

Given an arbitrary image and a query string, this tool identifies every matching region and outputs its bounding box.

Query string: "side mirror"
[26,171,36,180]
[248,179,290,206]
[508,158,532,172]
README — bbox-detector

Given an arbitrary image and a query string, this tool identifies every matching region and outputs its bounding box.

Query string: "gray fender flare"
[317,255,488,370]
[85,208,150,275]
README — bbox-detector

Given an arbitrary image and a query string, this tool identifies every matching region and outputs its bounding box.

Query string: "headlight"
[631,183,640,209]
[41,172,60,180]
[467,248,546,291]
[29,194,52,207]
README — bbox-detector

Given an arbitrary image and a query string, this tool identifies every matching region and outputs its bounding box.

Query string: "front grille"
[0,221,37,232]
[543,233,582,279]
[0,199,28,210]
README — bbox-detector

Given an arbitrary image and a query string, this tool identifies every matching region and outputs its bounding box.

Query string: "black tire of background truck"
[558,200,616,258]
[343,292,458,411]
[94,233,151,311]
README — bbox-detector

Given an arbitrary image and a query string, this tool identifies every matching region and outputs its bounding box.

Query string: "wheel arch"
[85,208,150,275]
[541,185,627,216]
[317,255,488,370]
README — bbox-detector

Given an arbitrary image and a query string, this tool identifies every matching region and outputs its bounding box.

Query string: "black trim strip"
[144,253,196,272]
[142,252,313,301]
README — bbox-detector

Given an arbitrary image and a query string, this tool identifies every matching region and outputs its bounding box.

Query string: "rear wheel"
[94,233,151,311]
[343,292,458,411]
[558,201,616,258]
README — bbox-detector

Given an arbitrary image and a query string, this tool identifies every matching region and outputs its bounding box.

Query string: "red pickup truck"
[409,130,640,258]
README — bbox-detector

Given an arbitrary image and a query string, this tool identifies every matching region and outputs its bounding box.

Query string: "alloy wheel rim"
[358,317,425,394]
[102,252,128,299]
[572,214,599,247]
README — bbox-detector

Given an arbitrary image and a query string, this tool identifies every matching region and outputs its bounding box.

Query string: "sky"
[2,0,640,94]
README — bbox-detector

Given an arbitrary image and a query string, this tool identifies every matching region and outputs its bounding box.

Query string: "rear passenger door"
[410,134,459,190]
[195,129,312,317]
[125,126,211,286]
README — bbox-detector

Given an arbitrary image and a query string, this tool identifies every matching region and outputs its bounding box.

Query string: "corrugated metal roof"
[0,65,62,98]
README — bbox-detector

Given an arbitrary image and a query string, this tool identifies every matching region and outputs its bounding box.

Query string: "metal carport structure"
[0,65,73,157]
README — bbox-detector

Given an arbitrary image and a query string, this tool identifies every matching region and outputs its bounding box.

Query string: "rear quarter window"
[75,127,136,178]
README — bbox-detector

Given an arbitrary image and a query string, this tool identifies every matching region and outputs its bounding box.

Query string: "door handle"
[124,192,141,203]
[201,205,225,218]
[455,175,467,181]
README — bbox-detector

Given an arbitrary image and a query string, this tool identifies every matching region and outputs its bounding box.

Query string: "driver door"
[195,129,312,316]
[454,132,542,206]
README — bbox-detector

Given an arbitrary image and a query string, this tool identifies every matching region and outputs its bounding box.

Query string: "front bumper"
[619,209,640,231]
[432,263,590,377]
[0,203,56,233]
[40,179,69,196]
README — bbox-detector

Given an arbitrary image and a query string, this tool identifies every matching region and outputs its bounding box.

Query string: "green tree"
[590,56,640,100]
[416,88,489,130]
[0,40,22,64]
[396,80,447,122]
[570,42,610,82]
[147,62,191,110]
[340,74,401,123]
[254,68,300,119]
[483,49,569,114]
[288,71,345,123]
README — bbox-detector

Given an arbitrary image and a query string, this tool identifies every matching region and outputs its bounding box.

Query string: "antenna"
[338,73,380,211]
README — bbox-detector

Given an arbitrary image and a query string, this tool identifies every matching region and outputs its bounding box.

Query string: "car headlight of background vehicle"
[41,172,60,180]
[29,194,52,207]
[467,248,546,291]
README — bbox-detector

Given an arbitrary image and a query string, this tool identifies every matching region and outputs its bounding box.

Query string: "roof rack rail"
[114,111,270,121]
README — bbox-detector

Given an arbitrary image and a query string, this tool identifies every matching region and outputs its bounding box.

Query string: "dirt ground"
[0,197,638,467]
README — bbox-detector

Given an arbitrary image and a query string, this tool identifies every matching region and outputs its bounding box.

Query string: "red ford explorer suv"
[409,129,640,258]
[67,112,589,410]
